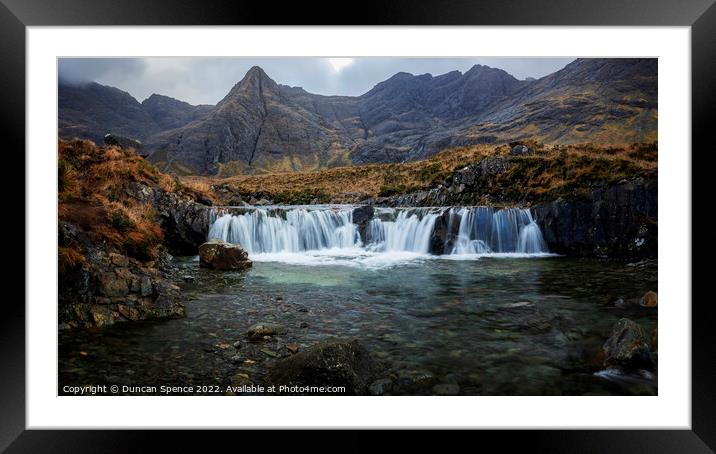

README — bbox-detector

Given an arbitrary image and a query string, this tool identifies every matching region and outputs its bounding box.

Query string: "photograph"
[56,56,659,397]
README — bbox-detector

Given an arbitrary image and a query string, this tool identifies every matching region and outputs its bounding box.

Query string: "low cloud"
[58,57,575,105]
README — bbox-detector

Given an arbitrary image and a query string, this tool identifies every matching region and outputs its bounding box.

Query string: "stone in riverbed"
[198,239,252,271]
[368,378,394,396]
[432,383,460,395]
[267,339,380,395]
[247,322,287,341]
[603,318,654,371]
[639,290,657,308]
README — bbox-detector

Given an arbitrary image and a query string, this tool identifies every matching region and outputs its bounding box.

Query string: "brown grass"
[58,140,172,261]
[181,141,657,204]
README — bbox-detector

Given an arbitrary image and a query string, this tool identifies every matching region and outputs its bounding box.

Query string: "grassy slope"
[181,141,658,205]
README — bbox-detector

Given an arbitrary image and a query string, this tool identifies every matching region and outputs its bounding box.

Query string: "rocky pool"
[59,254,657,396]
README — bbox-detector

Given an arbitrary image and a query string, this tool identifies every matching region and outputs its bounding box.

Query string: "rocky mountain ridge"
[59,58,657,174]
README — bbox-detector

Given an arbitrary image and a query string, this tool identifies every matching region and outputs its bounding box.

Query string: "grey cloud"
[58,57,575,105]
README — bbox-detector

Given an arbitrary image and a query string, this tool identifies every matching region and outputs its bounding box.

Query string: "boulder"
[198,239,252,271]
[247,322,287,341]
[267,339,380,395]
[639,290,657,308]
[603,318,653,371]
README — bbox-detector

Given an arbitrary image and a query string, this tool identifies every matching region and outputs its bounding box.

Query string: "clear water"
[58,255,658,396]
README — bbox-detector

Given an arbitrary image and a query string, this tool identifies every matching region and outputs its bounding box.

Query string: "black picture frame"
[2,0,712,451]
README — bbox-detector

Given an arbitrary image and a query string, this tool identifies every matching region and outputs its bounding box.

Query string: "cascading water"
[449,207,548,254]
[207,205,549,260]
[208,208,360,254]
[365,209,441,253]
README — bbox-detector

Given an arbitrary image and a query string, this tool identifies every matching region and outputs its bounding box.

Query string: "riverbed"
[59,254,657,396]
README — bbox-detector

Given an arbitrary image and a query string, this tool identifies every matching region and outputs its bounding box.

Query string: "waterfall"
[207,205,549,256]
[208,207,360,254]
[450,207,548,254]
[365,209,440,253]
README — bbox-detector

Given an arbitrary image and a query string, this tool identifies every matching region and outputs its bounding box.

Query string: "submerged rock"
[198,239,252,270]
[639,290,658,308]
[247,322,287,341]
[603,318,654,371]
[267,339,380,395]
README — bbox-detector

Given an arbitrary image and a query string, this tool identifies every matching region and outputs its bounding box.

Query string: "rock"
[98,272,129,297]
[104,133,145,155]
[299,322,309,329]
[639,290,657,308]
[182,275,195,283]
[352,205,375,242]
[368,378,394,396]
[230,373,252,388]
[232,341,242,349]
[198,239,252,271]
[247,322,287,341]
[267,339,380,395]
[603,318,654,371]
[286,344,300,354]
[108,253,129,267]
[432,383,460,395]
[510,144,533,156]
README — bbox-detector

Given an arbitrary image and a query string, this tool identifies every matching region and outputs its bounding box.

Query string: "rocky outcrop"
[58,231,184,329]
[198,239,252,270]
[267,339,381,395]
[603,318,654,371]
[154,190,212,255]
[352,205,374,243]
[532,178,657,257]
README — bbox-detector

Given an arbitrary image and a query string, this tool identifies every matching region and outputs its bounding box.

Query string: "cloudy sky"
[58,57,575,106]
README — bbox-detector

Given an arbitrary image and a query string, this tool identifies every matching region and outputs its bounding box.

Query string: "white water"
[208,205,551,266]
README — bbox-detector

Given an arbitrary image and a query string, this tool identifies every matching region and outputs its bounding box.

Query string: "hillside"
[58,81,214,144]
[182,141,658,205]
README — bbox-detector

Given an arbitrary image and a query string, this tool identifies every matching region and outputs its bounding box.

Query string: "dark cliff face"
[60,59,657,174]
[532,179,657,258]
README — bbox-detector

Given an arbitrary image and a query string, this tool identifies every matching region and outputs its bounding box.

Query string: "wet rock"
[603,318,654,371]
[182,275,195,283]
[247,322,287,341]
[199,239,252,271]
[299,322,309,329]
[639,290,657,308]
[432,383,460,395]
[267,339,380,395]
[369,378,394,396]
[286,344,300,355]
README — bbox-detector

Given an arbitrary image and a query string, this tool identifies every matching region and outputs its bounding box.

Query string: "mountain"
[59,81,158,144]
[58,82,213,145]
[146,67,354,174]
[141,94,213,131]
[58,58,657,175]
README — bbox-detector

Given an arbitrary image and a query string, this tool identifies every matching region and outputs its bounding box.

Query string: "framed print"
[3,0,714,451]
